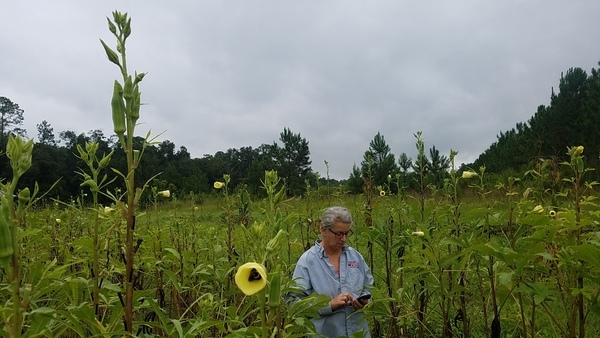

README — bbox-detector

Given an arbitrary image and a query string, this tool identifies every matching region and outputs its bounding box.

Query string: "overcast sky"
[1,1,599,179]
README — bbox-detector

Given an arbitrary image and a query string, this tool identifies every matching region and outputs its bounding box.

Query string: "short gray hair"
[320,206,352,230]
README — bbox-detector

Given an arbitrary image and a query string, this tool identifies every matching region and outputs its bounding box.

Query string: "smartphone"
[357,294,371,301]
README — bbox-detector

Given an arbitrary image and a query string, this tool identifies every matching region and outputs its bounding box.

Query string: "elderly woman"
[291,206,374,337]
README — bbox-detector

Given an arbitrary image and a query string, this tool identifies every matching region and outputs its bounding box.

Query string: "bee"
[248,268,262,282]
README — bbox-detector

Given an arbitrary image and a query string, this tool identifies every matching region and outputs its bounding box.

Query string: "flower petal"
[235,262,267,296]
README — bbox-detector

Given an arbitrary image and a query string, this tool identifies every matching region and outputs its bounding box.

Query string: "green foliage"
[361,132,398,190]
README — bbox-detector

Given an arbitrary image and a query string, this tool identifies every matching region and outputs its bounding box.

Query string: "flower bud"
[462,171,478,179]
[100,39,121,67]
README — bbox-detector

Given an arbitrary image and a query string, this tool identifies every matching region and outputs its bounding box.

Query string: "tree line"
[0,108,314,204]
[473,62,600,180]
[1,60,599,202]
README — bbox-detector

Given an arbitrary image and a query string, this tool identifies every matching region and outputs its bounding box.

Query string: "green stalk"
[101,12,148,333]
[92,191,100,319]
[8,178,22,338]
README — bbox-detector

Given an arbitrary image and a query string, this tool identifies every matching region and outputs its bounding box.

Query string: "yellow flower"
[461,171,478,179]
[575,146,584,156]
[532,205,544,215]
[158,190,170,198]
[412,231,425,237]
[549,210,556,217]
[379,190,386,197]
[55,218,61,224]
[214,181,224,189]
[193,206,199,211]
[235,262,267,296]
[104,206,115,214]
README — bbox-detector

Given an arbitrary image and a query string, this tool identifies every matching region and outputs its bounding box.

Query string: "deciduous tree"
[0,97,26,144]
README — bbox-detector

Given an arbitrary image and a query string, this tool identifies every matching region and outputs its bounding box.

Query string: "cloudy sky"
[1,1,599,179]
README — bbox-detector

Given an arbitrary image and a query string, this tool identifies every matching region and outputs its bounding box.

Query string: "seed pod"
[267,270,281,308]
[107,18,117,34]
[111,80,126,137]
[123,75,133,103]
[123,17,132,39]
[98,150,114,169]
[100,39,121,67]
[0,198,14,259]
[130,87,141,122]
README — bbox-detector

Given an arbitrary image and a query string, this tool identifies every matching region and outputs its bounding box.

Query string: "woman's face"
[321,221,351,250]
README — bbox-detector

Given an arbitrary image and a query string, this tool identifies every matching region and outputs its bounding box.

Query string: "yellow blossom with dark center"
[158,190,170,198]
[379,190,386,197]
[235,262,267,296]
[214,181,224,189]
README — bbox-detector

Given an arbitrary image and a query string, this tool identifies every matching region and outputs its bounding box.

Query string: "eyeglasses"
[328,228,353,238]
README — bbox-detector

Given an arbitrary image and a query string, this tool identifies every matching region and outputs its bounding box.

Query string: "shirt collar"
[314,239,347,258]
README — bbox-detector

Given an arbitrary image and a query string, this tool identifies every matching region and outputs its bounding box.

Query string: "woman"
[291,206,374,337]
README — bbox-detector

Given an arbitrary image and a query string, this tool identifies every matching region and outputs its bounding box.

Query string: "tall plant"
[100,11,154,334]
[75,142,115,320]
[0,136,38,337]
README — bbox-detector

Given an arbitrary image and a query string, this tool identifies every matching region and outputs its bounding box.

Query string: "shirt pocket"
[345,266,364,294]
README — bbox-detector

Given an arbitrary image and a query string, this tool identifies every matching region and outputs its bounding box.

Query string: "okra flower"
[55,218,61,224]
[549,210,557,217]
[532,205,544,215]
[214,181,224,189]
[412,231,425,237]
[379,190,386,197]
[158,190,170,198]
[574,146,584,156]
[461,171,478,179]
[235,262,267,296]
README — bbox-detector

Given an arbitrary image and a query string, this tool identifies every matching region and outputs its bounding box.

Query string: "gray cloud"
[1,1,599,179]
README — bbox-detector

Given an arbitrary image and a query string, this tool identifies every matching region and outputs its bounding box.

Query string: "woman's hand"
[332,292,353,310]
[351,296,369,310]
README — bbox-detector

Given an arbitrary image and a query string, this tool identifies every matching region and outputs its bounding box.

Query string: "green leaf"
[171,319,184,338]
[573,244,600,271]
[498,271,514,287]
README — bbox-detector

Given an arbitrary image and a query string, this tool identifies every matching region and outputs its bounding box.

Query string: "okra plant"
[100,10,160,334]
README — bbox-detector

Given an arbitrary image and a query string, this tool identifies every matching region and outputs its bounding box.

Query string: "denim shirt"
[292,240,374,338]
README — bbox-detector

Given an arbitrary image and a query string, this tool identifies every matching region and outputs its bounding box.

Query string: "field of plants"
[1,139,600,337]
[1,10,599,338]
